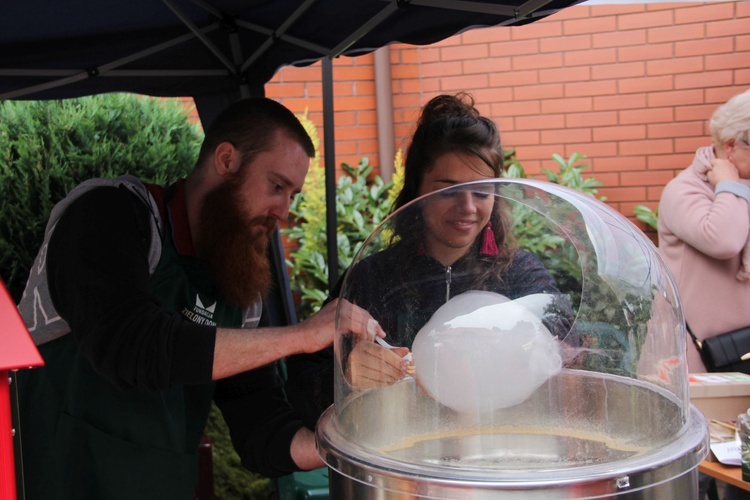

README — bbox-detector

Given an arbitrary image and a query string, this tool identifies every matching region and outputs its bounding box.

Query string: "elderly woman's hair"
[709,89,750,146]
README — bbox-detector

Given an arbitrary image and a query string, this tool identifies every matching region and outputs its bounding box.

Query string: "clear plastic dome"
[319,179,705,496]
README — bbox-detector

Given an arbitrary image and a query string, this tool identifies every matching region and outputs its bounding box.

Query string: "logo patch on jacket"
[182,294,217,326]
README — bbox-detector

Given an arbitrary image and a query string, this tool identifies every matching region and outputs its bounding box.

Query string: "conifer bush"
[0,94,201,301]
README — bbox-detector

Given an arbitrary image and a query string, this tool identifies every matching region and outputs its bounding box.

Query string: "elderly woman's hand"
[709,158,740,186]
[346,341,411,388]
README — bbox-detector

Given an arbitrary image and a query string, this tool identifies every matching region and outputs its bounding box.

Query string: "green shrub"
[284,156,393,320]
[0,94,201,301]
[500,150,601,303]
[282,114,393,320]
[541,152,604,196]
[207,405,270,499]
[633,204,658,230]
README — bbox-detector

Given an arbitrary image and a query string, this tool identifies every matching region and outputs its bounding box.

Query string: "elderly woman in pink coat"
[658,88,750,374]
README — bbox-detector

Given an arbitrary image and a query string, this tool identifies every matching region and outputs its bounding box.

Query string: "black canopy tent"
[1,0,581,324]
[1,0,582,102]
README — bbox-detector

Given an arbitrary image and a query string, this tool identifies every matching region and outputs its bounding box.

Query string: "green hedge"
[0,94,201,301]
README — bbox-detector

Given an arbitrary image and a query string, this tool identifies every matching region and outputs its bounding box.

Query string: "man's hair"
[196,97,315,169]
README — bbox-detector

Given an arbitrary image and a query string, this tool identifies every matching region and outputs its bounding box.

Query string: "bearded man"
[13,97,383,500]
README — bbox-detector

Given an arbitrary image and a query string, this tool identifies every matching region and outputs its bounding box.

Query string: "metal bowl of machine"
[318,370,706,498]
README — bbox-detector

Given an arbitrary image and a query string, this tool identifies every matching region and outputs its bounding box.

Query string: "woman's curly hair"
[390,93,515,290]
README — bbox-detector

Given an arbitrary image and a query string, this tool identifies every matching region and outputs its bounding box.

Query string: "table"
[699,460,750,492]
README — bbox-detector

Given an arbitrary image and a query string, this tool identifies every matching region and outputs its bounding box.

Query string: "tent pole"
[322,57,338,293]
[374,47,395,182]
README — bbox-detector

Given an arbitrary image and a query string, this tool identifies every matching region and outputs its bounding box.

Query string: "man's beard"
[196,176,273,307]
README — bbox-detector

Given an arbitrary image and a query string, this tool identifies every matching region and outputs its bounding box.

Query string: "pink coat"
[658,147,750,372]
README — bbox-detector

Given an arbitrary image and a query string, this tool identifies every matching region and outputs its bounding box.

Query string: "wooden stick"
[710,419,739,432]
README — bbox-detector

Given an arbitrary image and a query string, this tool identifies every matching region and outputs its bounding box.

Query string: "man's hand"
[213,299,386,379]
[296,298,386,354]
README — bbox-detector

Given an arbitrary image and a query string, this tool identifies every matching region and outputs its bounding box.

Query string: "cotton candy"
[411,290,562,413]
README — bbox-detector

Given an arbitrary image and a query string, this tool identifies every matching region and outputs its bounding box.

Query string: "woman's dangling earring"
[480,222,499,256]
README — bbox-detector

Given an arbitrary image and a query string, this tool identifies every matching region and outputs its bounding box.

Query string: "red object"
[0,281,43,371]
[480,223,499,257]
[0,279,43,500]
[1,370,17,500]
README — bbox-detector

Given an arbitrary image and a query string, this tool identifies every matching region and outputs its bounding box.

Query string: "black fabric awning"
[1,0,581,101]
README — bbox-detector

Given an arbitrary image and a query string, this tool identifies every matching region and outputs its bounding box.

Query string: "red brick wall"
[386,0,749,235]
[266,54,381,165]
[196,1,750,235]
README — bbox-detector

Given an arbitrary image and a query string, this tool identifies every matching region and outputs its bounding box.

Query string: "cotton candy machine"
[317,179,708,499]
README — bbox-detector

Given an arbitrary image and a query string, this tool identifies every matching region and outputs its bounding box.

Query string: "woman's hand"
[347,341,411,388]
[298,298,412,388]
